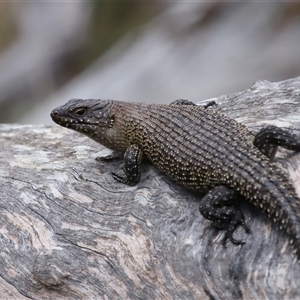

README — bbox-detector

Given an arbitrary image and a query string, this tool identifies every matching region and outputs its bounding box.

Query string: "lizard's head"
[51,98,126,150]
[51,98,114,130]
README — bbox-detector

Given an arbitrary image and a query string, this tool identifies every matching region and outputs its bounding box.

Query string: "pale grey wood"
[0,76,300,299]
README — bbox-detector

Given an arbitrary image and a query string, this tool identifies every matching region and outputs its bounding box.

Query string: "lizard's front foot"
[111,144,142,186]
[112,171,138,186]
[96,151,122,162]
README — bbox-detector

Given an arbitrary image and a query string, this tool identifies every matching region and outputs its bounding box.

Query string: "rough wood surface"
[1,76,300,299]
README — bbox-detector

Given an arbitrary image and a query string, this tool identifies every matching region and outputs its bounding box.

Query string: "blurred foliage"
[90,1,159,57]
[0,3,17,52]
[56,2,160,86]
[275,2,300,29]
[0,2,161,123]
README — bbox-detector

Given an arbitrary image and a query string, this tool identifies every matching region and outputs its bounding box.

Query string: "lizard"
[51,98,300,257]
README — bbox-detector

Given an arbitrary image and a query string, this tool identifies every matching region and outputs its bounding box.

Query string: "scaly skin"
[51,98,300,257]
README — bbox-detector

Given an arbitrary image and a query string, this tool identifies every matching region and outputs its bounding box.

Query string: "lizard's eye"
[74,108,87,117]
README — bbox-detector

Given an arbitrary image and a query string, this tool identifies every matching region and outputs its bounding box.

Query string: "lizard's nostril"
[51,111,58,117]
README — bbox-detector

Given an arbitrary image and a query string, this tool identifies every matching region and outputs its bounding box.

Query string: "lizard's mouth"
[50,111,77,128]
[51,111,99,127]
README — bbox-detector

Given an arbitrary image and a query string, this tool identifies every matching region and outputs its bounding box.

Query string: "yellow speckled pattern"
[51,98,300,257]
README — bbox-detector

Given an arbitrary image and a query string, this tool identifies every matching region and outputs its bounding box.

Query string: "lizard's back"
[127,103,274,192]
[121,102,300,252]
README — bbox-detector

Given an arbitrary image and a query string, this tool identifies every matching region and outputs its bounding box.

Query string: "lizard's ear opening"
[108,115,115,128]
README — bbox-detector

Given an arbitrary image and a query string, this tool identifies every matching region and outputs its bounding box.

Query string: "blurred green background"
[0,2,299,124]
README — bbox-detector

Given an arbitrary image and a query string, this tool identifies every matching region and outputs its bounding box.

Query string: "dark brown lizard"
[51,98,300,257]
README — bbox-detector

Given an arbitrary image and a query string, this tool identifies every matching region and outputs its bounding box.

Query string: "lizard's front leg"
[170,99,216,108]
[112,144,143,186]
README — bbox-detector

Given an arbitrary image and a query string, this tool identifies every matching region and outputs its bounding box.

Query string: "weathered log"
[0,77,300,299]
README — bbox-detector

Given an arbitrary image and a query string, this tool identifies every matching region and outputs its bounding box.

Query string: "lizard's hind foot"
[199,185,251,246]
[254,125,300,160]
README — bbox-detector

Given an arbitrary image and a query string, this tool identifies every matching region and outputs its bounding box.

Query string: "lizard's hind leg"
[254,125,300,160]
[199,185,251,245]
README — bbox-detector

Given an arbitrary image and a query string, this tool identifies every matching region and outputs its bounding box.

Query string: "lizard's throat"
[81,126,128,152]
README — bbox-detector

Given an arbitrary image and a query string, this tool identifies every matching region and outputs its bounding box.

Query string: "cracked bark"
[1,76,300,299]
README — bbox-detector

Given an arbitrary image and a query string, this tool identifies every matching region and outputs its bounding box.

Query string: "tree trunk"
[1,77,300,299]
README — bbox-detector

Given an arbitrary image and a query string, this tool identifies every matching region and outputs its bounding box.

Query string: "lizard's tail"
[246,168,300,259]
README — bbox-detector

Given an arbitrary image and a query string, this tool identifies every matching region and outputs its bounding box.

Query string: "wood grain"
[1,76,300,299]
